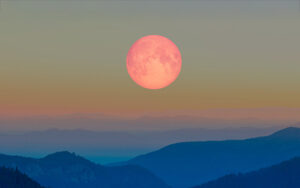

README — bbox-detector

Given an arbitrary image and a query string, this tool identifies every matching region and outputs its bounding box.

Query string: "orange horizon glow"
[1,108,300,122]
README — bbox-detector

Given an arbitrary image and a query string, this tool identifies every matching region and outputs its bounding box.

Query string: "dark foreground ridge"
[0,151,169,188]
[0,166,44,188]
[194,157,300,188]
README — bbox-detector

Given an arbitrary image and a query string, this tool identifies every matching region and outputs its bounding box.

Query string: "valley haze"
[0,115,297,163]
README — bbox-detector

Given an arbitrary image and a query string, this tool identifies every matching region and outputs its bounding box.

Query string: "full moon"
[127,35,182,89]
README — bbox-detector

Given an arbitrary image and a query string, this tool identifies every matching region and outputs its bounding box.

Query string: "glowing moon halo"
[126,35,182,89]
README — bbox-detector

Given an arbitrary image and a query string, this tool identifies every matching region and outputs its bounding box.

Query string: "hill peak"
[41,151,91,164]
[43,151,75,158]
[0,152,169,188]
[270,127,300,138]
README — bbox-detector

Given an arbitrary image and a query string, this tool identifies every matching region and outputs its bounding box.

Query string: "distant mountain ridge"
[194,157,300,188]
[0,126,279,163]
[121,127,300,188]
[269,127,300,138]
[0,166,44,188]
[0,151,169,188]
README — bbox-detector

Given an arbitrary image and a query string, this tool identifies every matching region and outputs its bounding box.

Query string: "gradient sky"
[0,0,300,120]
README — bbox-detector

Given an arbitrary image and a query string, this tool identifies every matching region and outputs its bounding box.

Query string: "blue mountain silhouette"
[0,151,169,188]
[122,127,300,188]
[194,156,300,188]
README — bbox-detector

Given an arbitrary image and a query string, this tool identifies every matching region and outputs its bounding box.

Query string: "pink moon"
[126,35,182,89]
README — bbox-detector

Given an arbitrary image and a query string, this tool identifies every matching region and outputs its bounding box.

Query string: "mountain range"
[120,127,300,187]
[0,151,168,188]
[2,127,300,188]
[194,157,300,188]
[0,126,278,163]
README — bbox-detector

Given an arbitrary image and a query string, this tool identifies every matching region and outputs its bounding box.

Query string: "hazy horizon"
[0,125,288,164]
